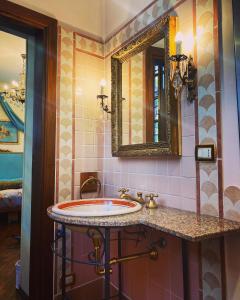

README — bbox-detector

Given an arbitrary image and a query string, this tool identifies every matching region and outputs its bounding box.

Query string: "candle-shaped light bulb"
[175,32,183,55]
[100,78,106,95]
[3,84,9,92]
[11,80,19,88]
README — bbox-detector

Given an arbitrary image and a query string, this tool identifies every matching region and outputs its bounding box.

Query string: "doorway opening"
[0,1,57,299]
[0,30,26,300]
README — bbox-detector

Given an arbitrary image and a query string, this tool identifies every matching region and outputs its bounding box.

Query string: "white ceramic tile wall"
[101,0,197,212]
[73,50,105,199]
[103,88,197,212]
[70,0,197,210]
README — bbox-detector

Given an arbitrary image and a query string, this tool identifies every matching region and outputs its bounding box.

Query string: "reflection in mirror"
[122,38,166,145]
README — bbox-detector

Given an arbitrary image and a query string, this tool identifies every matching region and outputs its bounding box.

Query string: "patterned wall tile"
[200,163,219,216]
[196,0,219,217]
[58,27,74,203]
[202,239,222,300]
[130,53,144,144]
[224,186,240,222]
[196,1,224,300]
[55,26,74,294]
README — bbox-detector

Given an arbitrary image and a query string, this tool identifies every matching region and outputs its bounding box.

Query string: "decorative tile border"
[55,26,75,294]
[224,186,240,222]
[195,0,225,299]
[58,27,74,203]
[202,239,222,300]
[75,33,104,59]
[196,0,219,217]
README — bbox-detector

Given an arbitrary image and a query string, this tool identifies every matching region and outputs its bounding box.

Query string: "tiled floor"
[0,216,22,300]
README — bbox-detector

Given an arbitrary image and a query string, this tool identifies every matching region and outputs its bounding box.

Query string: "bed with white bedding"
[0,188,22,212]
[0,180,22,213]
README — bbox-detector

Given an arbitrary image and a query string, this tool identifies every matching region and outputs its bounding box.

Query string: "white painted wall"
[10,0,105,38]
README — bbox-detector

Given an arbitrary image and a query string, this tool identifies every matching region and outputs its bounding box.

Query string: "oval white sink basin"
[52,198,142,217]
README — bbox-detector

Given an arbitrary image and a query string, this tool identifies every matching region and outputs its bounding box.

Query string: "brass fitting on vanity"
[91,231,158,276]
[145,194,159,209]
[136,192,144,204]
[92,234,112,275]
[109,247,158,265]
[118,188,145,204]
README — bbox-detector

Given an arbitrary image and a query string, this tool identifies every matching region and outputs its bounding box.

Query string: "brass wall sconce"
[169,33,197,103]
[169,54,197,103]
[97,94,111,114]
[97,79,111,114]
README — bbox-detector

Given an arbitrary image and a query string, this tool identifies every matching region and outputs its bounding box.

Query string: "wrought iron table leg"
[118,231,122,299]
[62,224,66,300]
[104,228,111,300]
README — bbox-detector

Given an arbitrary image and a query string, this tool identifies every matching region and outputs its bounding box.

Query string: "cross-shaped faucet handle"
[145,193,158,200]
[118,188,129,194]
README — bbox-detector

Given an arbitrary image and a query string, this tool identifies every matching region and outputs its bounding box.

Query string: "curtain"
[0,95,24,132]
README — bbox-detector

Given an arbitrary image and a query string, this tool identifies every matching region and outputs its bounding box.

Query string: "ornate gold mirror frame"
[111,16,182,157]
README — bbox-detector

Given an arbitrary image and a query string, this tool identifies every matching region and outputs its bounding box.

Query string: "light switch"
[195,145,216,161]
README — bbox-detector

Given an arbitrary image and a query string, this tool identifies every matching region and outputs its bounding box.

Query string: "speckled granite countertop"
[47,206,240,242]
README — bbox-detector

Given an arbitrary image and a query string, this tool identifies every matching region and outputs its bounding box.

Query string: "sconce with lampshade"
[169,31,197,103]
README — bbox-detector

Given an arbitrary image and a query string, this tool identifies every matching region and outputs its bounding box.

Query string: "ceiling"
[10,0,152,39]
[104,0,152,39]
[0,0,153,85]
[0,31,26,87]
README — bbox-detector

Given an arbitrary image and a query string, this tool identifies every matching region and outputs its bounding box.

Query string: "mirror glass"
[121,38,166,145]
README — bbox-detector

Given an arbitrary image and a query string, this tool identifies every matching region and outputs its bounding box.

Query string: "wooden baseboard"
[55,278,128,300]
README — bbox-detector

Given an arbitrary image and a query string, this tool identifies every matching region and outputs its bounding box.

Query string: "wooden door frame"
[0,1,57,299]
